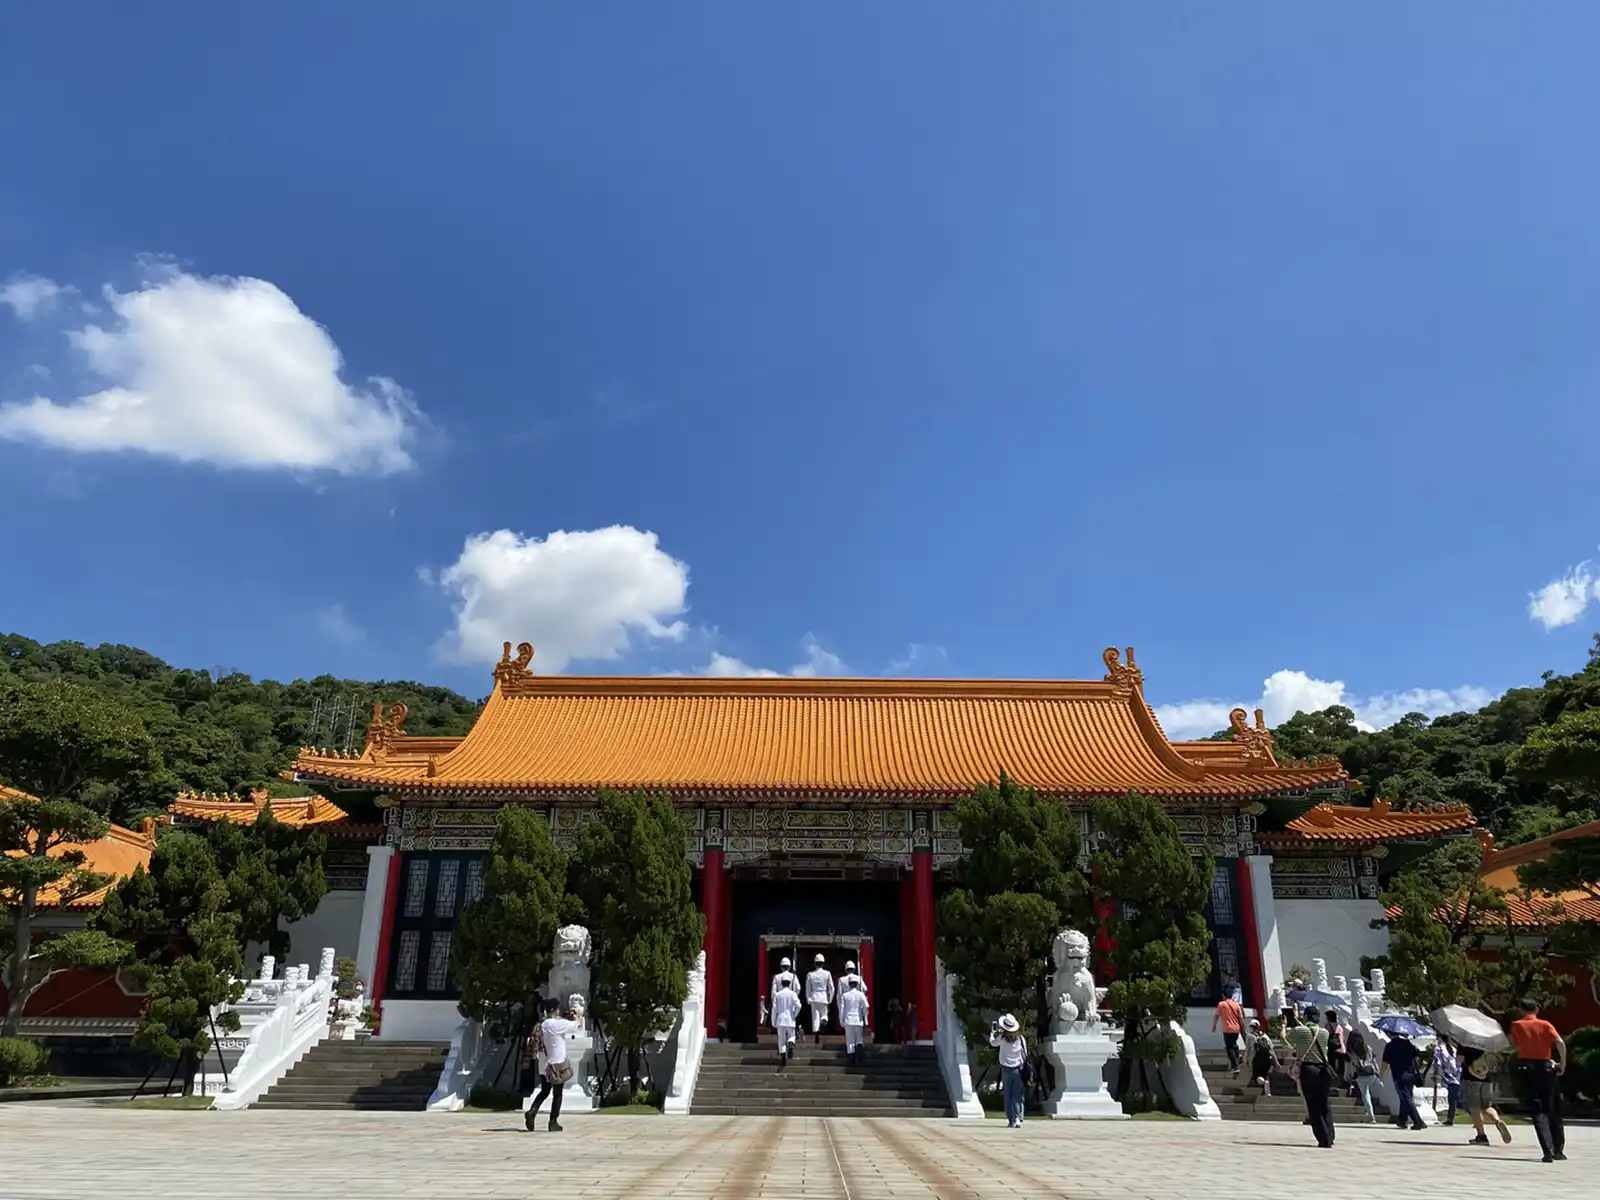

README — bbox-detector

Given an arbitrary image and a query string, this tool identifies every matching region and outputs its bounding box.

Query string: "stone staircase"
[1198,1051,1390,1123]
[251,1040,450,1110]
[691,1041,952,1118]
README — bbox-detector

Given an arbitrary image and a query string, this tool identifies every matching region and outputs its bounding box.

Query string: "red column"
[1234,857,1265,1012]
[701,849,728,1038]
[1093,894,1118,981]
[858,938,875,1040]
[368,852,405,1020]
[912,849,936,1038]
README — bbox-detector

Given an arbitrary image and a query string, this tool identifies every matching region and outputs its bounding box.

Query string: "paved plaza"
[0,1107,1592,1199]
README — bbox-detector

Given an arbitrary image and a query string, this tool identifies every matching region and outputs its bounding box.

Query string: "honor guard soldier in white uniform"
[805,953,836,1043]
[770,955,798,1018]
[838,977,870,1064]
[771,977,801,1069]
[839,959,867,998]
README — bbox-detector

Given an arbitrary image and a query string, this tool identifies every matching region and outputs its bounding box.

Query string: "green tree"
[936,773,1087,1044]
[1377,839,1570,1011]
[1089,792,1212,1101]
[0,681,155,1036]
[1510,707,1600,790]
[206,807,328,964]
[1518,834,1600,980]
[451,807,569,1049]
[567,790,702,1093]
[96,829,244,1093]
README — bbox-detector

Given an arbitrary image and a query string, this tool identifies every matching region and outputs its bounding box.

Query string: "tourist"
[1213,990,1245,1076]
[1431,1036,1462,1126]
[1350,1032,1380,1122]
[990,1013,1028,1128]
[885,997,903,1044]
[1459,1043,1512,1147]
[1286,1003,1335,1148]
[805,953,836,1044]
[524,997,581,1133]
[1509,997,1568,1163]
[906,1000,919,1043]
[771,976,801,1070]
[839,977,869,1064]
[1380,1029,1425,1130]
[1246,1019,1277,1089]
[1324,1010,1348,1084]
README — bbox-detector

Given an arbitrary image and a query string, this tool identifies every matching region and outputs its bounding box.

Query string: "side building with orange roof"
[287,643,1471,1049]
[167,787,383,968]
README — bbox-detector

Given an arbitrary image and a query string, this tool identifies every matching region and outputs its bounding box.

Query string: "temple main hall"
[289,643,1475,1047]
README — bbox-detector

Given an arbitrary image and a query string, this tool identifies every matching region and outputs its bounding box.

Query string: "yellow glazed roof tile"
[290,645,1349,799]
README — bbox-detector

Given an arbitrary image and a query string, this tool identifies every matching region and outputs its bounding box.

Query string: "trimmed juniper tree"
[206,805,328,965]
[567,789,703,1094]
[1089,791,1212,1105]
[451,805,569,1077]
[0,681,155,1036]
[936,773,1089,1045]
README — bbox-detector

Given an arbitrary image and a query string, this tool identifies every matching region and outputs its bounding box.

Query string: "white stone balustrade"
[662,952,708,1114]
[934,960,983,1119]
[207,948,336,1111]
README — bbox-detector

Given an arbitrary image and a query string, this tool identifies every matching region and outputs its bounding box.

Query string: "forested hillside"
[3,630,1597,842]
[0,632,481,825]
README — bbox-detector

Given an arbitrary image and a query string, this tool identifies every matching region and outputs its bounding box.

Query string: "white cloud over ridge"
[1153,669,1494,740]
[1,273,73,319]
[0,267,418,474]
[1528,561,1598,630]
[703,634,850,678]
[433,527,691,673]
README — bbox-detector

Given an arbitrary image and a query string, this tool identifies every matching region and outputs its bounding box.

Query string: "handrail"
[933,959,983,1119]
[210,950,335,1111]
[663,953,707,1114]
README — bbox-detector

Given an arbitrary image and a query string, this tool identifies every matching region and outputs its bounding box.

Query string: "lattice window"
[425,932,453,993]
[394,930,421,993]
[1210,864,1235,926]
[464,858,486,905]
[434,860,460,918]
[402,858,430,918]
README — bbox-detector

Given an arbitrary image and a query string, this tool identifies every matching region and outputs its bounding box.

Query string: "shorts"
[1461,1078,1495,1112]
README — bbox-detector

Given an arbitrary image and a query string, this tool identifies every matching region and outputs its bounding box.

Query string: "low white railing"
[662,954,707,1114]
[933,959,984,1119]
[428,1017,514,1112]
[1158,1020,1221,1119]
[208,949,335,1110]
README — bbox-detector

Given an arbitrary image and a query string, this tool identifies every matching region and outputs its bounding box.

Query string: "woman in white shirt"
[525,997,581,1133]
[989,1013,1028,1128]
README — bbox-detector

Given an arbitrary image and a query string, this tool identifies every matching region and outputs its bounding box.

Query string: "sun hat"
[815,953,826,963]
[998,1013,1020,1033]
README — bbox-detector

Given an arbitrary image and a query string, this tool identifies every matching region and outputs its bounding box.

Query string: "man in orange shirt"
[1509,998,1568,1163]
[1213,989,1245,1076]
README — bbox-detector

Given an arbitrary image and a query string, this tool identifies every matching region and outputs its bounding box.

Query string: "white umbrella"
[1429,1006,1510,1053]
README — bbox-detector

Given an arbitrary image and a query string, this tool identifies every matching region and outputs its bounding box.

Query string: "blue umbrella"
[1373,1014,1429,1038]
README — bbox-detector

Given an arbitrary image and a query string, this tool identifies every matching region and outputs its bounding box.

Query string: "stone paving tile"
[0,1106,1593,1199]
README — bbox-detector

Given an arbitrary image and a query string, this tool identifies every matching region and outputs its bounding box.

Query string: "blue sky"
[3,4,1599,736]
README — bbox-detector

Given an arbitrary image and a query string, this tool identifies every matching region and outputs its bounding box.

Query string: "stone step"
[692,1105,952,1118]
[248,1039,446,1111]
[693,1088,947,1102]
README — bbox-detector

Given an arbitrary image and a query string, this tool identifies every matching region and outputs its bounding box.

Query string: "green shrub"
[0,1037,49,1086]
[1562,1026,1600,1103]
[466,1083,523,1111]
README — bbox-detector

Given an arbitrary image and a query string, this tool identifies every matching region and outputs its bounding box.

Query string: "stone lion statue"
[549,924,592,1021]
[555,925,592,965]
[1050,928,1099,1032]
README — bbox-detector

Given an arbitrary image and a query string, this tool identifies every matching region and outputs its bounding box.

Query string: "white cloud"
[700,633,850,678]
[434,526,690,672]
[1528,562,1598,630]
[883,643,949,676]
[0,273,73,319]
[1154,669,1493,740]
[0,267,419,474]
[316,603,364,645]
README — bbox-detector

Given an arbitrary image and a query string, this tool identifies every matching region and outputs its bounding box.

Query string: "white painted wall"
[243,890,366,977]
[1275,897,1389,985]
[379,999,461,1042]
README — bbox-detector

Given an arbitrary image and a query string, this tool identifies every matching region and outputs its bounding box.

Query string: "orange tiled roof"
[1478,822,1600,928]
[167,788,348,828]
[289,645,1349,799]
[1259,798,1477,845]
[1,785,159,910]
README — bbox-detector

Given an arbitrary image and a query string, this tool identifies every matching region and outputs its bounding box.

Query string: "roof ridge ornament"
[494,641,537,691]
[1101,646,1143,699]
[364,701,409,763]
[1227,707,1277,768]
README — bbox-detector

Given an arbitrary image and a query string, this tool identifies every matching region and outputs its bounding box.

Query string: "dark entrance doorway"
[728,878,902,1043]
